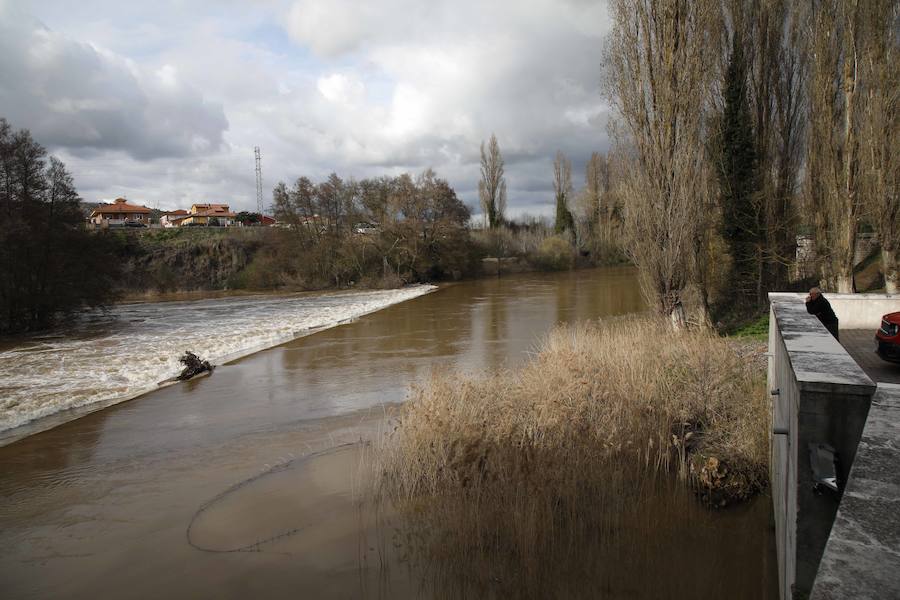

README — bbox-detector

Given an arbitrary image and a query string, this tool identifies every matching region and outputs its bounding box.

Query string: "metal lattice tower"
[254,146,263,215]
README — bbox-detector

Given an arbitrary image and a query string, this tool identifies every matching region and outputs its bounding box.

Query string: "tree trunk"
[662,290,687,331]
[883,248,899,294]
[835,272,855,294]
[837,6,859,294]
[836,217,857,293]
[694,291,713,329]
[669,302,687,330]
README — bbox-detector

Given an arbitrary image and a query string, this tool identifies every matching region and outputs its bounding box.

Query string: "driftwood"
[177,351,214,381]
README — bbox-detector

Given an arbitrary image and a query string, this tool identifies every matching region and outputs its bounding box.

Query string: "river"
[0,268,776,598]
[0,285,437,440]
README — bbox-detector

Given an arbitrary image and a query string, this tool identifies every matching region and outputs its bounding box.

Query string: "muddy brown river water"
[0,268,777,598]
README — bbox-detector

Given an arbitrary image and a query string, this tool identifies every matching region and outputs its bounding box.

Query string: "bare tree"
[806,0,865,293]
[765,2,808,292]
[860,1,900,292]
[585,152,611,242]
[478,133,507,229]
[605,0,719,328]
[552,150,575,235]
[729,0,808,298]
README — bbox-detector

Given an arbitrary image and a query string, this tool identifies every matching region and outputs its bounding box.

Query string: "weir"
[767,293,900,599]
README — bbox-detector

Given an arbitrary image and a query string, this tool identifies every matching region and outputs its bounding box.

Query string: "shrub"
[371,316,768,597]
[529,234,575,270]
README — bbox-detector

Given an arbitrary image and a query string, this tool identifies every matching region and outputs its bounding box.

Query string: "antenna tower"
[254,146,263,215]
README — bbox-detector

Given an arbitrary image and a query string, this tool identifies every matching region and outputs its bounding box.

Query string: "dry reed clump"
[372,316,769,597]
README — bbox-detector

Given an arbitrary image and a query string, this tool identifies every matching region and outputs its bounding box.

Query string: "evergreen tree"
[553,151,575,235]
[716,35,761,300]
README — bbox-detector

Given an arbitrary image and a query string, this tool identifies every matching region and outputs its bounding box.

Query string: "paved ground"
[840,329,900,384]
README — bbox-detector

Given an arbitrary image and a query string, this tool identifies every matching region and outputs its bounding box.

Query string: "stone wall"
[794,233,878,281]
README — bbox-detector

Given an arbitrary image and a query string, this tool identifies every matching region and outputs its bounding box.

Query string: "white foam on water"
[0,285,436,432]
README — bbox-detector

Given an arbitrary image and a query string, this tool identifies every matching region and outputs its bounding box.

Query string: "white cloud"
[156,64,178,87]
[316,73,365,106]
[285,0,376,56]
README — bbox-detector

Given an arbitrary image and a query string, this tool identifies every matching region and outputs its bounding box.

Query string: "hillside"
[111,228,266,296]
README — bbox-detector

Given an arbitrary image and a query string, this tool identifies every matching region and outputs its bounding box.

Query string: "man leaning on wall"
[806,287,840,341]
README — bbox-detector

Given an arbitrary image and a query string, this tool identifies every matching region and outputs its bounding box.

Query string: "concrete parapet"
[768,294,876,599]
[810,383,900,599]
[769,292,900,330]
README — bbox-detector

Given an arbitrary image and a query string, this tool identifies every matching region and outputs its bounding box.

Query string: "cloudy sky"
[0,0,613,217]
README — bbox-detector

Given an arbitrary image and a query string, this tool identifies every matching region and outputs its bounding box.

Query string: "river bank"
[115,252,602,304]
[104,223,617,303]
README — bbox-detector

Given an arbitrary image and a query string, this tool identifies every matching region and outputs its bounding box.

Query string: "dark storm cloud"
[0,12,228,160]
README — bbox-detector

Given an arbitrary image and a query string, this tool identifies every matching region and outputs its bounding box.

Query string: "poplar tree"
[478,134,507,229]
[606,0,719,328]
[716,34,761,303]
[807,0,864,293]
[553,151,575,235]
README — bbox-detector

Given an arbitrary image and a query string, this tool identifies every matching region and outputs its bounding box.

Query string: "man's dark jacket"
[806,295,839,336]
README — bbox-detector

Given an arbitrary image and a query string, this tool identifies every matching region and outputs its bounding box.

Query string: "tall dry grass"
[370,316,769,597]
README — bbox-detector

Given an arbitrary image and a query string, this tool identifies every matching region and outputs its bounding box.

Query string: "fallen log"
[176,351,214,381]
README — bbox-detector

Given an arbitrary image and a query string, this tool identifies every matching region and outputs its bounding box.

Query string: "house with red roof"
[89,198,151,227]
[175,203,236,227]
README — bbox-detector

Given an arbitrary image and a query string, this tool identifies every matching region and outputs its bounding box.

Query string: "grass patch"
[371,316,769,597]
[730,313,769,340]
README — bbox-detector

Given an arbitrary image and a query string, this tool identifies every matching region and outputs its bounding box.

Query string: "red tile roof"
[189,203,235,218]
[90,198,151,216]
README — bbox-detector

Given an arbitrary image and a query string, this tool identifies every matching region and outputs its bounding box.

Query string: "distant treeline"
[236,169,604,289]
[258,170,475,288]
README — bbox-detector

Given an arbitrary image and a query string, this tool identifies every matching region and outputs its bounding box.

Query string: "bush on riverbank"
[529,234,576,270]
[373,316,768,596]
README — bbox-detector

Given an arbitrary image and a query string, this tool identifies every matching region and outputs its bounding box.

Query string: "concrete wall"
[768,295,876,599]
[769,307,797,600]
[770,292,900,330]
[811,383,900,599]
[794,233,878,280]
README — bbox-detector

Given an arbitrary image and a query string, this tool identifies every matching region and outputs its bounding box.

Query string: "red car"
[876,312,900,362]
